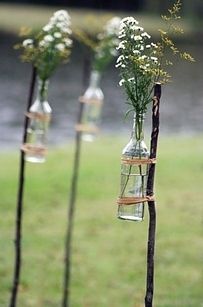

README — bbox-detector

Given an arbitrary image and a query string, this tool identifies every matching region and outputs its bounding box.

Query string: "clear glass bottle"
[118,113,149,221]
[81,70,104,142]
[24,78,52,163]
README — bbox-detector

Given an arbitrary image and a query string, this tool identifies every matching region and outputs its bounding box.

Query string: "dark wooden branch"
[9,66,36,307]
[62,57,90,307]
[145,83,161,307]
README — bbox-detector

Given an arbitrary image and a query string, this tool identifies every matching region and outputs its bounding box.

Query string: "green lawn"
[0,135,203,306]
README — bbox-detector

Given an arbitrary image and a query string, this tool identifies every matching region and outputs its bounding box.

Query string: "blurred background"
[0,0,203,148]
[0,1,203,307]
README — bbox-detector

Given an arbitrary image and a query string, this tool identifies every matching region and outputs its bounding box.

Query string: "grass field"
[0,135,203,306]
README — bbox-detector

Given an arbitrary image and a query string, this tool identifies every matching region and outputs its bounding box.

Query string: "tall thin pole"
[9,67,36,307]
[62,57,90,307]
[145,83,161,307]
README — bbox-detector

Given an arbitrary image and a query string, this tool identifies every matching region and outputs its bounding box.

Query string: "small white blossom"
[151,42,158,48]
[151,56,158,61]
[54,10,70,20]
[116,55,125,63]
[119,79,125,86]
[115,62,122,68]
[56,43,65,51]
[39,40,48,47]
[137,27,144,31]
[134,35,142,41]
[141,32,151,39]
[44,35,54,42]
[104,17,121,36]
[128,77,135,82]
[54,32,62,38]
[43,24,53,32]
[133,50,140,55]
[122,17,139,25]
[22,39,33,47]
[116,41,126,50]
[119,33,126,39]
[64,38,72,46]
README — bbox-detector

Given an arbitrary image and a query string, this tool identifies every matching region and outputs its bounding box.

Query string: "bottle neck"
[89,70,101,89]
[132,112,145,142]
[37,78,49,102]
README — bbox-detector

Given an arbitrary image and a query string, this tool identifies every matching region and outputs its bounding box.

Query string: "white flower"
[151,42,158,48]
[119,79,125,86]
[116,55,125,63]
[119,33,126,39]
[141,32,151,39]
[56,43,65,51]
[44,35,54,42]
[131,25,143,31]
[116,41,126,50]
[39,40,48,47]
[63,38,72,46]
[133,50,140,55]
[22,39,33,47]
[137,26,144,32]
[134,35,142,41]
[54,10,70,20]
[140,55,148,60]
[54,32,62,38]
[151,56,158,61]
[115,62,122,68]
[43,24,53,32]
[128,77,135,82]
[104,17,121,36]
[146,44,151,49]
[122,17,139,25]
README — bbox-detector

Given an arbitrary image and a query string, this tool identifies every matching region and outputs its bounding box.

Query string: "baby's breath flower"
[134,35,142,41]
[54,32,62,38]
[151,56,158,61]
[128,77,135,82]
[151,42,158,48]
[115,1,195,117]
[18,9,72,80]
[92,16,121,73]
[56,43,65,51]
[133,50,140,55]
[122,17,139,25]
[116,55,125,63]
[22,39,33,47]
[43,24,52,32]
[119,79,125,86]
[44,35,54,42]
[141,32,151,39]
[116,41,126,50]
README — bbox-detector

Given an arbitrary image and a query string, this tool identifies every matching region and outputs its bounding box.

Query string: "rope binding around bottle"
[117,157,156,205]
[75,95,103,133]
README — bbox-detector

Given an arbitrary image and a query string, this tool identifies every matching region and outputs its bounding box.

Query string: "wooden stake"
[145,83,161,307]
[62,57,90,307]
[9,67,36,307]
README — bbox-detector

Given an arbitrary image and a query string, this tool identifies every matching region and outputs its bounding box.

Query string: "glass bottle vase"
[23,77,52,163]
[118,113,149,221]
[80,70,104,142]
